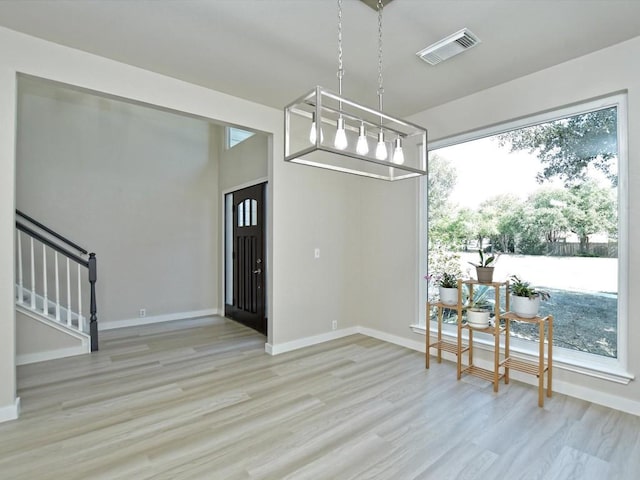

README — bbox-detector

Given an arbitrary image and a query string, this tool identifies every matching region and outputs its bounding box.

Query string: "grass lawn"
[513,288,617,358]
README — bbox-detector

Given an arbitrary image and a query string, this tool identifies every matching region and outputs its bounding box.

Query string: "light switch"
[314,248,320,259]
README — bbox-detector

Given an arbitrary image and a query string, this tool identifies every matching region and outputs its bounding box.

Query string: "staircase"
[15,210,98,357]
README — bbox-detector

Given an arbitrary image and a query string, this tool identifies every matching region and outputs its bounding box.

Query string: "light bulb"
[375,131,388,160]
[309,112,323,144]
[392,137,405,165]
[334,117,348,150]
[356,123,369,155]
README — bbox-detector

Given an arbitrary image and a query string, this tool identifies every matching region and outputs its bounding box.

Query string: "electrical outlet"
[139,308,146,318]
[332,320,337,330]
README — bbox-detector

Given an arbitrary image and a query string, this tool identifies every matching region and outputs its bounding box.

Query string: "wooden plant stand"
[425,299,465,369]
[425,278,554,408]
[502,312,553,407]
[458,279,509,393]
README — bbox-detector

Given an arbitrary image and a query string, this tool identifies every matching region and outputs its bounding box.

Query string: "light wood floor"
[1,317,639,479]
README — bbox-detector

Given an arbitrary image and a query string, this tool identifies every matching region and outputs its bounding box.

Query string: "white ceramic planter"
[467,309,490,327]
[438,286,458,306]
[511,295,541,318]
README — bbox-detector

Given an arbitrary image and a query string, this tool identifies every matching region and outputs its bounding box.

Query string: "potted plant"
[509,275,550,318]
[465,285,492,328]
[469,249,498,283]
[437,272,458,306]
[466,299,491,328]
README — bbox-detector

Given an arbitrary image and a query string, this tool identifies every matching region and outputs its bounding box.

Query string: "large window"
[422,95,628,375]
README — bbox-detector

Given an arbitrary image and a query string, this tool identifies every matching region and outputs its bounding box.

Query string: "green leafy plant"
[509,275,550,300]
[438,272,458,288]
[469,249,498,268]
[425,272,458,289]
[468,298,490,311]
[466,284,493,310]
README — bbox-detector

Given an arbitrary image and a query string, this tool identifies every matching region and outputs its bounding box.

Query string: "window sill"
[411,323,634,385]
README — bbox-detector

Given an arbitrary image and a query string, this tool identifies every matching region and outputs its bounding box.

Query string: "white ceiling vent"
[416,28,481,66]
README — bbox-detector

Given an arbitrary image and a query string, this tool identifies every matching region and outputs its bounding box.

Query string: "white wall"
[16,78,218,326]
[270,163,363,344]
[218,127,268,191]
[361,35,640,412]
[359,178,420,339]
[16,310,87,365]
[0,66,17,417]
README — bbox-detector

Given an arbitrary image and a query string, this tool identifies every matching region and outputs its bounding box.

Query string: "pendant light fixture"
[284,0,427,181]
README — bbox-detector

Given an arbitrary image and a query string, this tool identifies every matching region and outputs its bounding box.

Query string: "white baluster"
[42,245,48,315]
[30,238,36,309]
[55,252,61,322]
[66,258,71,327]
[77,264,83,331]
[17,231,24,304]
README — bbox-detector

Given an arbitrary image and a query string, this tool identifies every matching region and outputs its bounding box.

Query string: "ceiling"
[1,0,640,117]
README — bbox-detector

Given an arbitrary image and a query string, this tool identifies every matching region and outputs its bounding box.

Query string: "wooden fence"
[545,242,617,258]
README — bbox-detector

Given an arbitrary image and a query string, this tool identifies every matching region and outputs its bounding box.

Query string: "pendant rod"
[377,0,384,120]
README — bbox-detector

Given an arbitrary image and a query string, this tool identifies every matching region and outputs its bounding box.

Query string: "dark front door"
[225,183,266,335]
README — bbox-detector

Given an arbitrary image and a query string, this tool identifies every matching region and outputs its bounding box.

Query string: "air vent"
[416,28,481,66]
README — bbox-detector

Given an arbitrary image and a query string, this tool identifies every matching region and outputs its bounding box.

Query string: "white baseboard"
[357,326,426,353]
[16,305,90,342]
[0,397,20,423]
[551,379,640,417]
[17,345,89,366]
[266,326,359,355]
[99,308,221,331]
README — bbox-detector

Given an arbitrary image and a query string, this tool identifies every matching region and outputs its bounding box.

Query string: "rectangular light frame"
[284,86,428,181]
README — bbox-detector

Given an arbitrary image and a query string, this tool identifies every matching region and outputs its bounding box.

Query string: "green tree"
[472,195,524,252]
[472,206,496,251]
[496,107,618,187]
[513,184,616,255]
[427,154,457,226]
[525,188,571,244]
[426,154,464,299]
[496,207,522,253]
[477,194,523,252]
[431,208,475,250]
[564,181,617,253]
[514,202,547,255]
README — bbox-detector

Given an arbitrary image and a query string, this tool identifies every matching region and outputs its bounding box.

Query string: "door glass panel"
[244,199,251,227]
[225,193,233,305]
[238,203,244,227]
[251,199,258,226]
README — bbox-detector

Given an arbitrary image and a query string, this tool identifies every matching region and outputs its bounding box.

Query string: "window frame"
[417,93,631,383]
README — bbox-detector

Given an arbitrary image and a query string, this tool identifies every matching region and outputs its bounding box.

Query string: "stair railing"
[15,210,98,351]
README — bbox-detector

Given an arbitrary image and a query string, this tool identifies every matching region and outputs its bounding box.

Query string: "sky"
[431,136,564,209]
